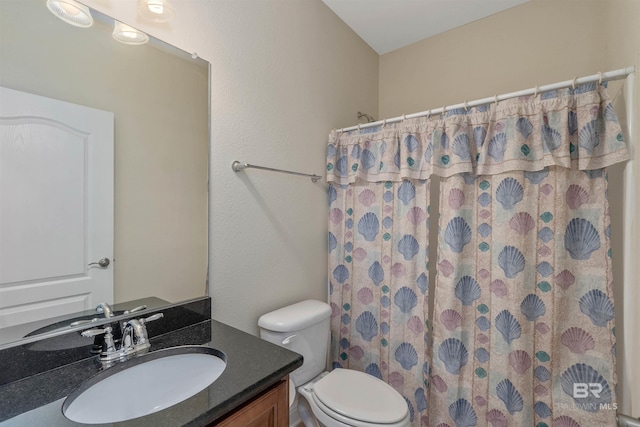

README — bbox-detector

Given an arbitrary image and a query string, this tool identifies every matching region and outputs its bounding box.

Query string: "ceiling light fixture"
[46,0,94,28]
[137,0,175,23]
[112,21,149,45]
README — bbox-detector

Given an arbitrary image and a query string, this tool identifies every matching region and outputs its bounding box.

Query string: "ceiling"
[321,0,530,55]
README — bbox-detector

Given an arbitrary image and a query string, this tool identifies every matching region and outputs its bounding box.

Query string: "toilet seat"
[304,369,410,427]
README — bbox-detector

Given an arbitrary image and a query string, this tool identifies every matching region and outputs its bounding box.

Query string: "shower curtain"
[327,83,628,426]
[327,122,431,423]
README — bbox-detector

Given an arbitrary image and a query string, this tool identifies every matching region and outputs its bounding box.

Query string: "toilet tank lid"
[258,300,331,332]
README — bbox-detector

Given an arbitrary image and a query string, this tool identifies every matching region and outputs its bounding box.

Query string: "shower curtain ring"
[572,76,578,90]
[383,118,387,127]
[534,85,539,97]
[494,95,498,105]
[598,71,603,84]
[463,100,468,112]
[357,123,361,130]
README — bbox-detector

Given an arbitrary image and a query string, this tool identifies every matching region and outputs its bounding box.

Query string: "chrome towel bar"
[232,161,322,183]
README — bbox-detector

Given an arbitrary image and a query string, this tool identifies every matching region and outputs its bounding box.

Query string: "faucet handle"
[140,313,163,324]
[81,326,113,338]
[123,305,147,314]
[81,326,116,354]
[70,317,100,327]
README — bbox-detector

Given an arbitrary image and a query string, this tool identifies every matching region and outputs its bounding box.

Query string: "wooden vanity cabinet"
[210,377,289,427]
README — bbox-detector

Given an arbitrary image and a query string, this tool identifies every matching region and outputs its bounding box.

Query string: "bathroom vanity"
[0,297,301,426]
[214,378,289,426]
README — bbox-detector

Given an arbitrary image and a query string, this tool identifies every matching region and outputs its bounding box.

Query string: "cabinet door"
[213,378,289,427]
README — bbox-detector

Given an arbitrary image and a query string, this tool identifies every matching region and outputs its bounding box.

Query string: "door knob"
[88,258,110,268]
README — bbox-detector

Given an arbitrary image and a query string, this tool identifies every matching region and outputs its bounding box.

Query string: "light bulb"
[59,2,82,16]
[138,0,175,23]
[147,3,164,15]
[112,21,149,45]
[46,0,94,28]
[122,31,139,39]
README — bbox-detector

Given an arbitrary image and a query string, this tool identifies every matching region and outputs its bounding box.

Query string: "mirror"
[0,1,209,346]
[0,297,170,349]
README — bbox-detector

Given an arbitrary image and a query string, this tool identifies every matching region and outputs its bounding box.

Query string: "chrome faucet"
[69,302,116,327]
[82,312,163,367]
[121,313,163,354]
[95,302,114,318]
[70,303,148,327]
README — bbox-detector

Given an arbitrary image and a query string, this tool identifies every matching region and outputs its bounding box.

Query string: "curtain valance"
[326,83,629,184]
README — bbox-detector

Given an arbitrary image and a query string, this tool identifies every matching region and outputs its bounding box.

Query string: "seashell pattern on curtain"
[328,178,431,425]
[431,167,618,427]
[326,82,628,427]
[327,84,628,184]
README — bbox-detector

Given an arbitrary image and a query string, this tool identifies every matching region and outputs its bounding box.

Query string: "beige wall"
[203,1,378,335]
[79,0,379,334]
[379,0,612,118]
[379,0,639,415]
[0,0,208,305]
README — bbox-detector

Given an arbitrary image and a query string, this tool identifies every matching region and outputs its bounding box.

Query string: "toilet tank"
[258,300,331,386]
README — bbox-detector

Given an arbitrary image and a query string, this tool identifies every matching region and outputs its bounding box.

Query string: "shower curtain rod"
[337,66,635,133]
[232,160,322,183]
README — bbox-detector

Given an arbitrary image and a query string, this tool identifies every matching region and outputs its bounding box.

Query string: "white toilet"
[259,300,411,427]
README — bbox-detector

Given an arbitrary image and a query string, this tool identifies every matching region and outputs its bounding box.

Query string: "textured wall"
[378,0,639,415]
[204,0,378,335]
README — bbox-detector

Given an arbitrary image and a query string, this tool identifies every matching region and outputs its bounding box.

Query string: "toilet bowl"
[288,378,303,426]
[258,300,411,427]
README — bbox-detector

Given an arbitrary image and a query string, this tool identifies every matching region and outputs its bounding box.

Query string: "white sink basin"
[63,346,226,424]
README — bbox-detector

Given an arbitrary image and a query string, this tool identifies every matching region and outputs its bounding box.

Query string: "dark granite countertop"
[0,320,302,427]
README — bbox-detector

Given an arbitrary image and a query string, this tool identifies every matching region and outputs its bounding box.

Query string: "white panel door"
[0,86,114,330]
